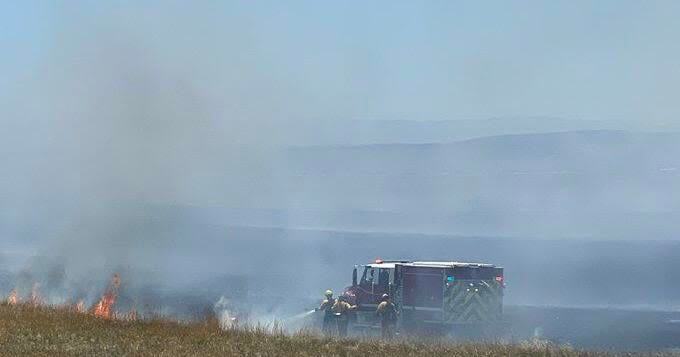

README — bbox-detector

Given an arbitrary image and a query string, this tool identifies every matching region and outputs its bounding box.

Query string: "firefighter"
[376,293,398,339]
[331,295,357,338]
[315,289,336,336]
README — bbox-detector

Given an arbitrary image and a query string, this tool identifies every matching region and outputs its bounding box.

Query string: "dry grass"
[0,303,674,357]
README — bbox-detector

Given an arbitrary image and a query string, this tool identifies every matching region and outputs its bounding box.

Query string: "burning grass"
[0,303,674,357]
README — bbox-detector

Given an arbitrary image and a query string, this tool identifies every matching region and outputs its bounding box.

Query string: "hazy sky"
[2,1,679,124]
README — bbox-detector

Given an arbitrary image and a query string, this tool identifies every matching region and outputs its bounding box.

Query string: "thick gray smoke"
[0,3,297,306]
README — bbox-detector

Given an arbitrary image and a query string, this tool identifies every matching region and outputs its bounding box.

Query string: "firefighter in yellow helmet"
[331,295,357,338]
[315,289,336,336]
[376,293,398,339]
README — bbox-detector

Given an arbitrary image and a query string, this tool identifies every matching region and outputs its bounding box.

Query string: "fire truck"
[341,260,505,336]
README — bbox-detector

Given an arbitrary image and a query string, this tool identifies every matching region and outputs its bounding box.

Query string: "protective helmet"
[381,293,389,301]
[325,289,333,297]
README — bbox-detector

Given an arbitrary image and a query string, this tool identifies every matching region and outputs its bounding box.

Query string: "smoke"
[2,2,680,349]
[1,3,287,275]
[214,296,238,329]
[0,3,300,320]
[0,3,352,329]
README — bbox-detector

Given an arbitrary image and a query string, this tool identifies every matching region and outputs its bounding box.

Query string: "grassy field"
[0,303,674,357]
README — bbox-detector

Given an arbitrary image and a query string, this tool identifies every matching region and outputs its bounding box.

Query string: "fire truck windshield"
[360,266,391,288]
[360,266,376,286]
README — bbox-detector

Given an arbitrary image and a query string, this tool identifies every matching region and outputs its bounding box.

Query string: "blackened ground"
[503,306,680,351]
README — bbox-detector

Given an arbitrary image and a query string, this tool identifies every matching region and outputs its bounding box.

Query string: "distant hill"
[271,117,680,146]
[279,117,620,145]
[276,130,680,239]
[287,130,680,174]
[4,128,680,241]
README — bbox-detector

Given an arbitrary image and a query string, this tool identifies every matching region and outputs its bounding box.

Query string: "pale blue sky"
[2,1,679,123]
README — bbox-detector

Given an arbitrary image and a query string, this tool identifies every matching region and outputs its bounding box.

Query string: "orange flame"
[7,289,18,305]
[92,273,121,319]
[92,293,116,318]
